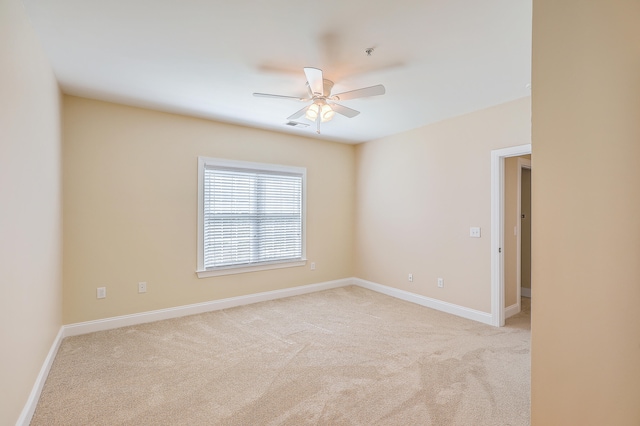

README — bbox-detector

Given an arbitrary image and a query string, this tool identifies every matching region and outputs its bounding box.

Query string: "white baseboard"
[63,277,497,337]
[521,287,531,298]
[352,278,493,325]
[16,327,64,426]
[505,303,520,319]
[63,278,353,337]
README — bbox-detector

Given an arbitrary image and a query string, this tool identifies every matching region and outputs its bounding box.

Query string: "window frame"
[196,156,307,278]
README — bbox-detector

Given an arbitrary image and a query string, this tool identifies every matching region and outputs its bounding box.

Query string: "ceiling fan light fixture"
[321,104,334,122]
[305,102,334,122]
[305,103,319,121]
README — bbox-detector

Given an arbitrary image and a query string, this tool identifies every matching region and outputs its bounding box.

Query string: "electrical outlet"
[97,287,106,299]
[408,273,413,282]
[470,227,481,238]
[138,282,147,293]
[310,262,316,271]
[437,278,444,288]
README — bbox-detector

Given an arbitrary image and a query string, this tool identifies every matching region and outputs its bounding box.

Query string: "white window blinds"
[202,165,303,269]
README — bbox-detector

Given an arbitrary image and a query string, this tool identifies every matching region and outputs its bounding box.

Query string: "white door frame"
[490,144,532,326]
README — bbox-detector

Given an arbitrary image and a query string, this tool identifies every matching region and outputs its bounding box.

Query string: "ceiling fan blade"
[304,67,324,96]
[331,84,386,101]
[287,106,309,120]
[330,103,360,118]
[253,93,308,101]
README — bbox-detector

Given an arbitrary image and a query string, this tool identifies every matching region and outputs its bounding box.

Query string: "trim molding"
[16,327,64,426]
[62,277,500,337]
[353,278,493,325]
[63,278,352,337]
[196,259,307,278]
[505,303,520,319]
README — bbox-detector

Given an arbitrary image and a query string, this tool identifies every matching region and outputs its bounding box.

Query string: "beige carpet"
[31,286,530,425]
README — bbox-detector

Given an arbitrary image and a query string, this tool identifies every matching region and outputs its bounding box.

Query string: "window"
[197,157,306,277]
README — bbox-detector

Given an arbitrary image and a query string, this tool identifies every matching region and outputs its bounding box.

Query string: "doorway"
[490,144,532,326]
[505,156,532,318]
[519,162,532,300]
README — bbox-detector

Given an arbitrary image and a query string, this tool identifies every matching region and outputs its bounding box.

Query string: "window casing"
[197,157,306,277]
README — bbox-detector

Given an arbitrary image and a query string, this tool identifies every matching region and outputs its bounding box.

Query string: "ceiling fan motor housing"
[306,79,335,97]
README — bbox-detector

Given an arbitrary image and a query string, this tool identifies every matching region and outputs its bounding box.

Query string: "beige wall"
[63,96,356,324]
[355,97,531,313]
[531,0,640,424]
[0,0,63,423]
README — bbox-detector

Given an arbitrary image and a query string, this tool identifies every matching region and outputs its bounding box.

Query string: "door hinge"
[499,247,502,253]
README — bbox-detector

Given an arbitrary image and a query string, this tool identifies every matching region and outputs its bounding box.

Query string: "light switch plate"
[470,227,481,238]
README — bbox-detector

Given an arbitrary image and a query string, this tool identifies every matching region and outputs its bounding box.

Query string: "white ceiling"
[23,0,532,144]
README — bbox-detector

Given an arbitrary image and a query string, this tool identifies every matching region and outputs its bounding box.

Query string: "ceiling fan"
[253,67,385,134]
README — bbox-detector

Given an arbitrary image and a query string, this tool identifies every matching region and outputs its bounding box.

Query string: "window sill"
[196,259,307,278]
